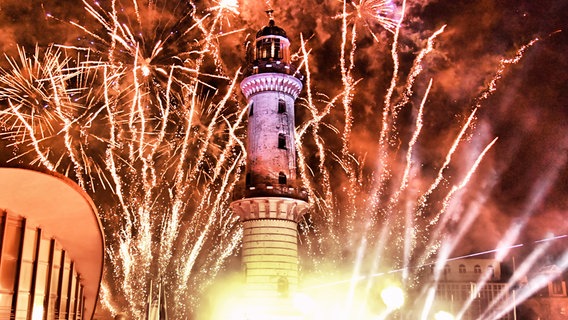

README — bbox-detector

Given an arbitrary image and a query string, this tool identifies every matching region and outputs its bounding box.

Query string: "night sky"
[2,0,567,263]
[0,0,567,316]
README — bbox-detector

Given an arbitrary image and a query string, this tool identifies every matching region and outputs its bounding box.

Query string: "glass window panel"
[37,238,50,262]
[31,236,50,318]
[278,134,286,149]
[0,293,13,318]
[3,218,23,257]
[278,172,287,185]
[14,293,30,319]
[15,226,38,317]
[278,99,286,113]
[256,38,282,60]
[34,264,48,296]
[47,246,62,319]
[22,227,37,260]
[76,285,84,318]
[553,280,564,295]
[68,271,78,318]
[58,254,71,318]
[0,221,21,291]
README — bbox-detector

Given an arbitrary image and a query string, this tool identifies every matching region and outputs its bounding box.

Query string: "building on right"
[427,258,568,320]
[428,258,512,320]
[518,265,568,320]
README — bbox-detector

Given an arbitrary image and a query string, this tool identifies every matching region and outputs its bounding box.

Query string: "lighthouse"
[230,10,309,319]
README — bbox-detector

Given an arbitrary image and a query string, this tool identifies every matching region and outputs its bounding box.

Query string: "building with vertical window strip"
[428,258,512,320]
[0,167,104,319]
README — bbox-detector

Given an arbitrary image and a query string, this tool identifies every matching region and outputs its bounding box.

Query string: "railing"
[245,60,304,81]
[233,182,308,202]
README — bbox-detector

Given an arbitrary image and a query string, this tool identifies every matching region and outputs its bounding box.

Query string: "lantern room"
[248,10,301,78]
[254,15,290,63]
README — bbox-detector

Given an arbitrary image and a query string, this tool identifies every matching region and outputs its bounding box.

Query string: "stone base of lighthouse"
[231,197,308,319]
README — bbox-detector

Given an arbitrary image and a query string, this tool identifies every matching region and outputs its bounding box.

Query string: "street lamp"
[434,310,455,320]
[380,286,405,310]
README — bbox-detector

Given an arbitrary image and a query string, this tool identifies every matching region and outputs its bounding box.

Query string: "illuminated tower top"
[238,13,307,203]
[245,10,302,80]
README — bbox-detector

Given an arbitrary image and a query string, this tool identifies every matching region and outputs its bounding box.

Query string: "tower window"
[278,172,287,185]
[277,276,289,297]
[257,38,282,60]
[488,265,495,279]
[249,102,254,116]
[443,265,451,275]
[278,99,286,113]
[278,133,286,149]
[552,280,564,295]
[246,173,251,186]
[474,265,481,273]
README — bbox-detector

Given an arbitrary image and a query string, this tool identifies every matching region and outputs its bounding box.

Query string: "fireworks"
[2,0,244,318]
[0,0,565,319]
[350,0,400,37]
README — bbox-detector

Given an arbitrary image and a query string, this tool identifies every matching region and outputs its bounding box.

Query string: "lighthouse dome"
[245,11,303,80]
[256,19,288,39]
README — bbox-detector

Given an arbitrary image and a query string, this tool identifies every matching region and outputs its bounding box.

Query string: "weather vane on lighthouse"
[230,9,309,320]
[266,8,274,20]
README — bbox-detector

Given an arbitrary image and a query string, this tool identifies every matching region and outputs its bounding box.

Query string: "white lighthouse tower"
[230,11,309,319]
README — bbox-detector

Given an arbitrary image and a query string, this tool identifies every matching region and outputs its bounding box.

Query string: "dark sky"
[238,0,568,259]
[1,0,567,257]
[0,0,567,315]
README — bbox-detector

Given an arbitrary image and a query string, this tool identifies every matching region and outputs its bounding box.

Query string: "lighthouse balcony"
[233,181,308,202]
[245,60,304,81]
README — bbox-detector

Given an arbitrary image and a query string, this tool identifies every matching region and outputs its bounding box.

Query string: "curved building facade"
[0,167,104,320]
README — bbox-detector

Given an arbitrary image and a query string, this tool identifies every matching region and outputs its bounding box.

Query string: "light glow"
[434,310,455,320]
[380,286,405,310]
[214,0,239,14]
[31,305,44,320]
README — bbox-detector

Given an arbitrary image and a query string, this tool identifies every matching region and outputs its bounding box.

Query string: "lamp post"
[434,310,455,320]
[381,286,405,311]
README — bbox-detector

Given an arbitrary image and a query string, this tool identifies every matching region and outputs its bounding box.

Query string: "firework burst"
[351,0,400,36]
[2,0,246,317]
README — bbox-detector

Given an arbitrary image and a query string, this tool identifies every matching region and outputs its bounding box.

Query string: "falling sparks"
[1,0,245,318]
